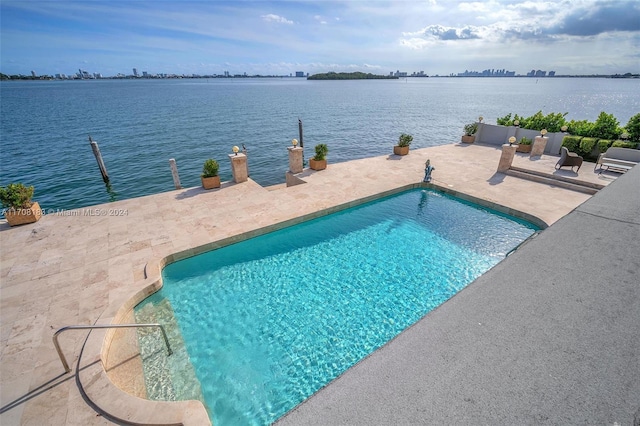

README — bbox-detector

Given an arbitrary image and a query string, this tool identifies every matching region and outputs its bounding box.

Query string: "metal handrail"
[53,323,172,373]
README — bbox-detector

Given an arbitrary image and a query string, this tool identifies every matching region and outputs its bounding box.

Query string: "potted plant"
[309,144,329,170]
[516,136,533,153]
[461,123,478,143]
[201,159,220,189]
[0,183,42,226]
[394,133,413,156]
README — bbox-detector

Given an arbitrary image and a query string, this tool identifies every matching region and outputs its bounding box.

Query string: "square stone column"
[288,146,304,174]
[228,153,248,183]
[498,144,517,172]
[530,136,548,158]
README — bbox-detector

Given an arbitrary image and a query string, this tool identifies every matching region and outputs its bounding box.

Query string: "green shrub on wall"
[611,140,639,149]
[590,112,621,140]
[579,137,598,158]
[597,139,613,153]
[496,113,525,126]
[625,113,640,143]
[562,135,582,153]
[567,119,593,137]
[521,111,568,132]
[497,111,640,144]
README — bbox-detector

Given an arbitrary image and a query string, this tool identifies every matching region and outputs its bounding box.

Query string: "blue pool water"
[136,189,538,425]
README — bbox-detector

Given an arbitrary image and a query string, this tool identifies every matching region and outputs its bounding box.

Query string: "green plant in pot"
[516,136,533,153]
[461,122,478,143]
[394,133,413,155]
[309,144,329,170]
[201,158,221,189]
[0,182,42,226]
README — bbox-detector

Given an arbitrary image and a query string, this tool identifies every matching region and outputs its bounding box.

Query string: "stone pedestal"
[288,146,304,174]
[530,136,548,158]
[498,144,517,172]
[228,153,248,183]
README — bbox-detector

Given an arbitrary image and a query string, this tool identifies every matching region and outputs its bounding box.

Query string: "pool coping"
[87,182,548,425]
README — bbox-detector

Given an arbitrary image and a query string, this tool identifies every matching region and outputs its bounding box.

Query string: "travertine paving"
[0,143,611,425]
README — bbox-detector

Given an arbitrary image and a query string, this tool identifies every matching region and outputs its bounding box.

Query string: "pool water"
[136,189,538,425]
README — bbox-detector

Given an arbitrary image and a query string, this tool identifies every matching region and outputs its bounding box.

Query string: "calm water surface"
[143,189,538,425]
[1,77,639,211]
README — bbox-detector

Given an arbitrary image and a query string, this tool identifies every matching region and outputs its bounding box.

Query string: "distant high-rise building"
[31,70,36,77]
[133,68,139,77]
[295,71,304,77]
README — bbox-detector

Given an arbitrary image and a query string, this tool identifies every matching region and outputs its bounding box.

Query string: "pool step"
[134,299,206,405]
[506,167,601,194]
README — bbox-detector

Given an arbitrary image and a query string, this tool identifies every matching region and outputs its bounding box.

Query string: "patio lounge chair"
[555,146,583,172]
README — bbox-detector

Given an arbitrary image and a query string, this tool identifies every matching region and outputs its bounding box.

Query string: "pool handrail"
[53,323,172,373]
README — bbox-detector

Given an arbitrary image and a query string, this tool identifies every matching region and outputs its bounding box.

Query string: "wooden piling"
[298,118,304,148]
[242,144,249,177]
[89,135,109,183]
[298,118,305,165]
[169,158,182,189]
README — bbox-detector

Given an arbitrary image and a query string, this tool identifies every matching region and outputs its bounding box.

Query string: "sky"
[1,0,639,77]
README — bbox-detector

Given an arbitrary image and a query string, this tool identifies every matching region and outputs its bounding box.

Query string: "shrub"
[611,141,639,149]
[562,135,582,153]
[590,112,620,140]
[566,119,594,137]
[579,137,598,157]
[201,159,219,178]
[313,144,329,161]
[496,113,513,126]
[398,133,413,147]
[521,111,568,132]
[597,139,613,153]
[0,183,35,210]
[463,122,478,136]
[624,113,640,143]
[518,136,532,145]
[497,113,524,126]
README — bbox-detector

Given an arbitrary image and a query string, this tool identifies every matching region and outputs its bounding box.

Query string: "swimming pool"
[135,189,538,425]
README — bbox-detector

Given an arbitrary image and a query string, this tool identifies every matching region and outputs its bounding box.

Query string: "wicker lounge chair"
[555,146,583,172]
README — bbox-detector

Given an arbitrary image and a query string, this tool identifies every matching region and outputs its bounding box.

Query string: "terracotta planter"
[461,135,475,143]
[4,201,42,226]
[201,176,221,189]
[309,158,327,171]
[393,145,410,156]
[516,144,532,153]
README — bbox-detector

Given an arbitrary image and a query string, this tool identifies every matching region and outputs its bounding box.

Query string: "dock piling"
[89,135,110,184]
[169,158,182,189]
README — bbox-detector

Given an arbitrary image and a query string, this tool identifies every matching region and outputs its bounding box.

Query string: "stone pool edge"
[80,182,547,425]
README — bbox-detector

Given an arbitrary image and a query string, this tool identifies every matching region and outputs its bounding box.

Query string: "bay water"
[1,77,638,212]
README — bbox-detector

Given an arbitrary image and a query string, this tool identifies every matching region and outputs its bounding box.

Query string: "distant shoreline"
[1,73,638,81]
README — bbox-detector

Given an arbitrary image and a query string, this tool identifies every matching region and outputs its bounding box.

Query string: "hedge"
[562,135,582,153]
[597,139,613,153]
[611,141,639,149]
[579,137,598,157]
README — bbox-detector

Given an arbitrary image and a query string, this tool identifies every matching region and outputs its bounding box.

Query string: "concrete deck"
[0,143,633,425]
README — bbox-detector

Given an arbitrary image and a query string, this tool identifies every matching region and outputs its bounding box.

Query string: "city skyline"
[1,1,639,77]
[9,65,594,80]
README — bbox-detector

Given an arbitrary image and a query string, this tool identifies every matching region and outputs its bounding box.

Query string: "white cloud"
[261,14,294,25]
